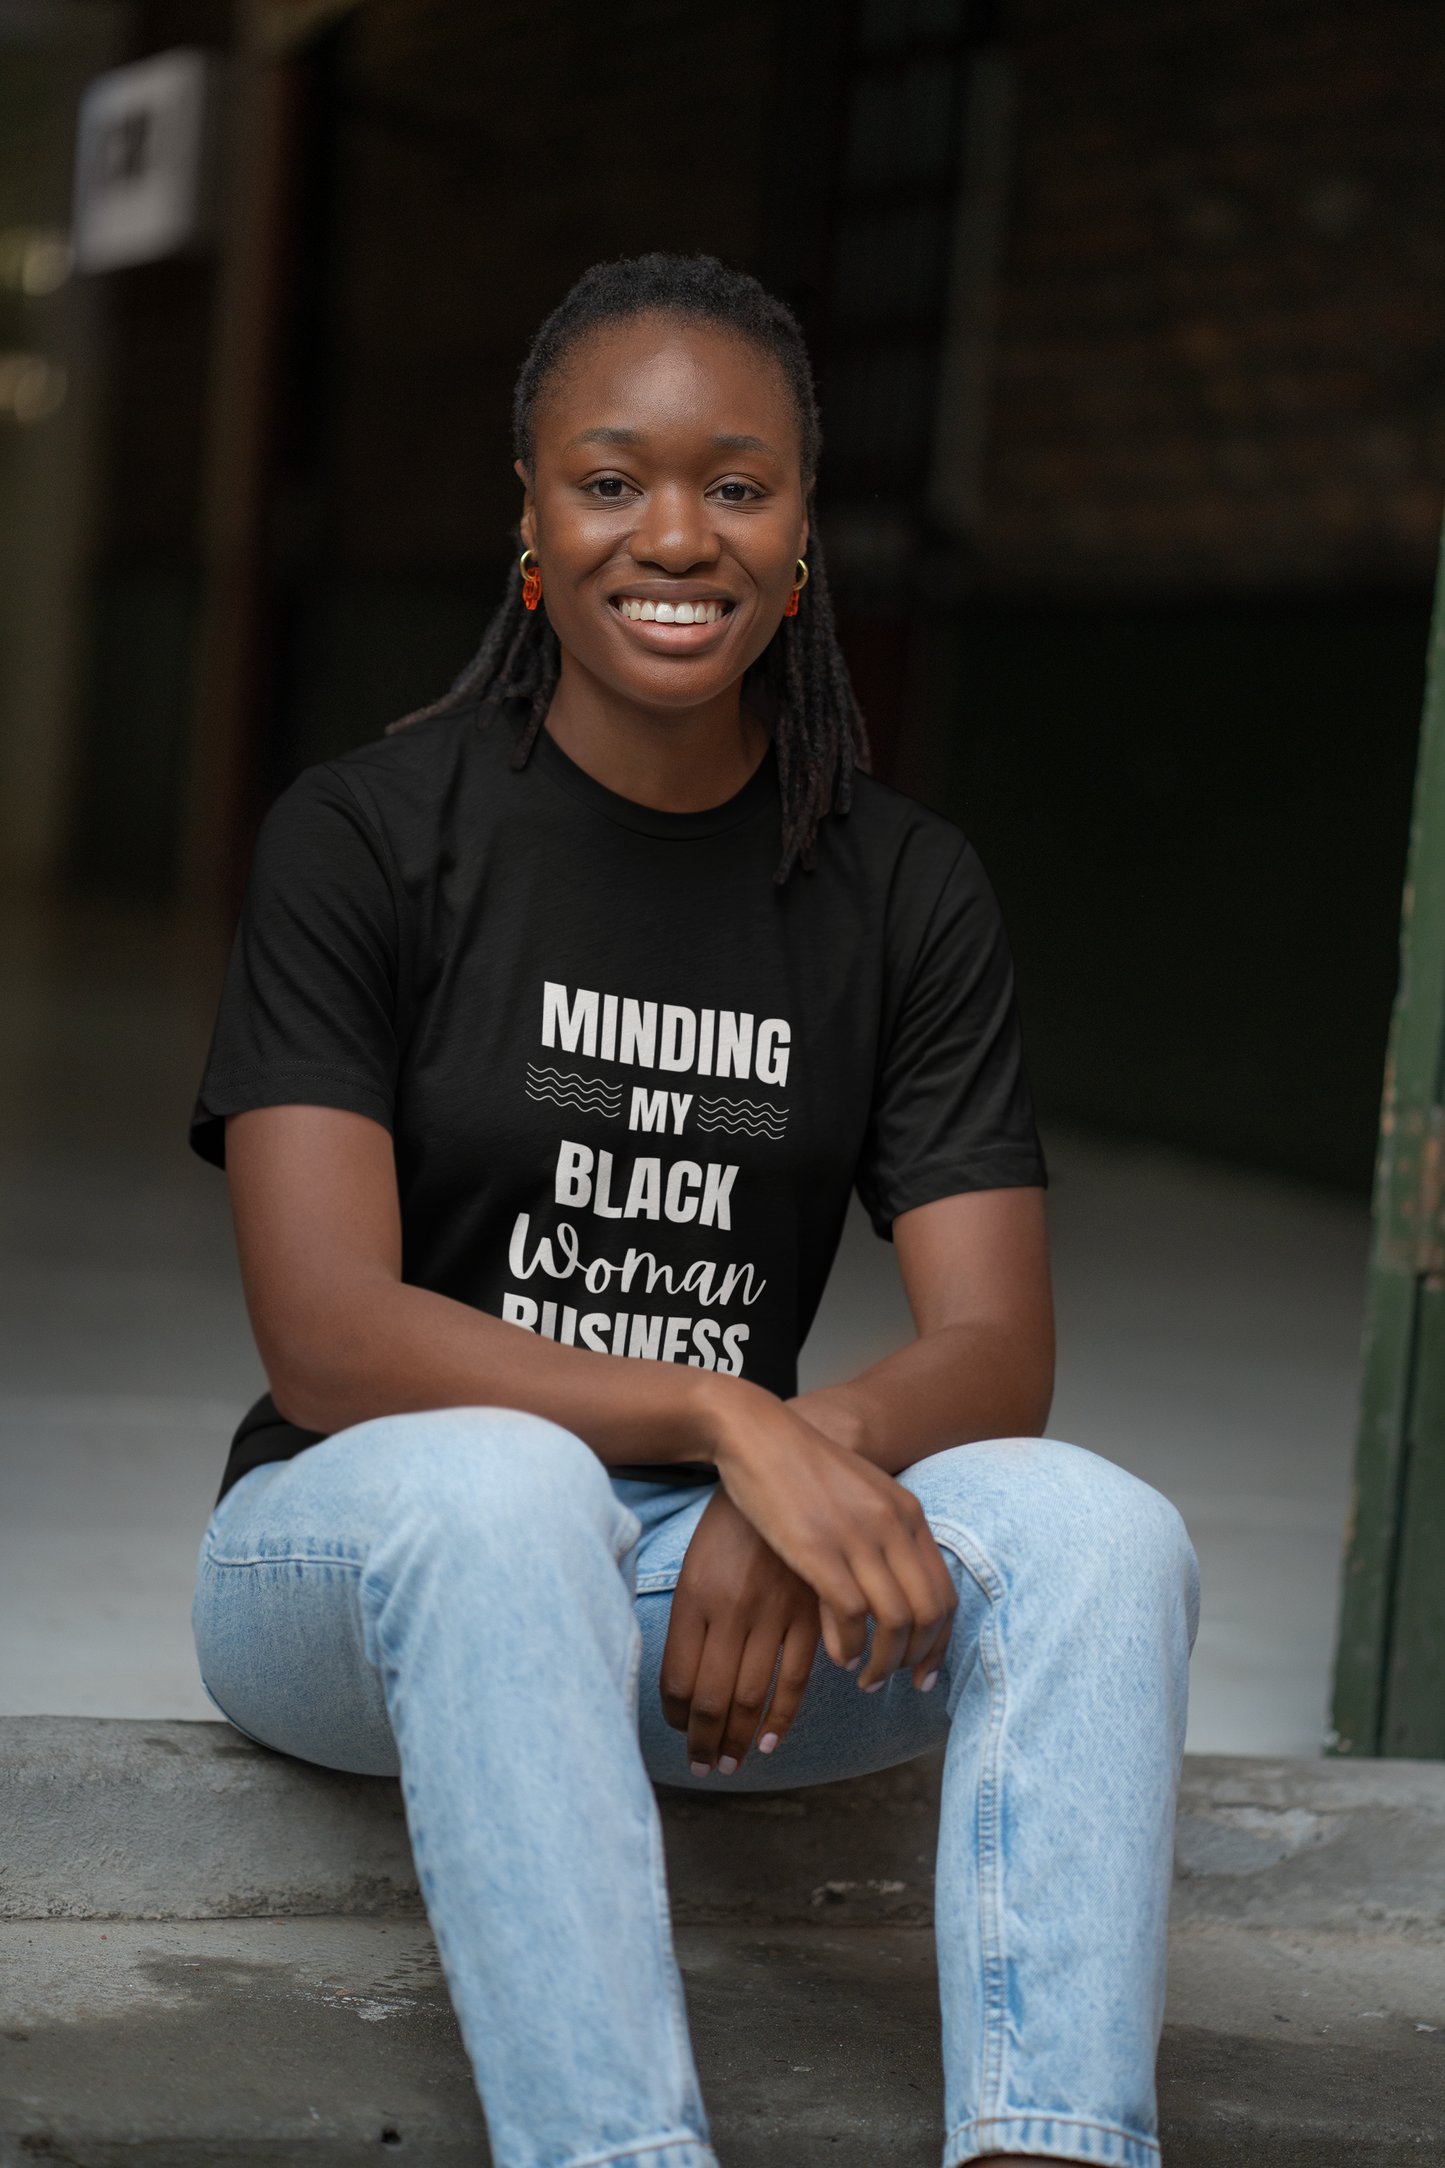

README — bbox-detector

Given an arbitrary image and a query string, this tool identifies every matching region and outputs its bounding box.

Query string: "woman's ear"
[515,460,536,552]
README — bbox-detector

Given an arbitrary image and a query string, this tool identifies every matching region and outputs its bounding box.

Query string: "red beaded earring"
[520,549,542,611]
[783,557,809,617]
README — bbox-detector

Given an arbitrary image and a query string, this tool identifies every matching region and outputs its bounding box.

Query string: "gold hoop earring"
[784,557,809,618]
[520,549,541,611]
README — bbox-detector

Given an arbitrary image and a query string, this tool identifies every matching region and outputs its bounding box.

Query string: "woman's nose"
[630,486,719,571]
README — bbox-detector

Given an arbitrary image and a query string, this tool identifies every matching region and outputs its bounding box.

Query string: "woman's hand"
[700,1388,957,1693]
[660,1489,820,1774]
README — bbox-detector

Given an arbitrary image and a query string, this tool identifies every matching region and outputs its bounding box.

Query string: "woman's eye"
[713,481,760,503]
[589,477,631,500]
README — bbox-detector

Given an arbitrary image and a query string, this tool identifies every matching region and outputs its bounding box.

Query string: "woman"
[191,253,1196,2168]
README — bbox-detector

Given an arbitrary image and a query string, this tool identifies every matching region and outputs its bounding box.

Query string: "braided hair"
[390,253,869,881]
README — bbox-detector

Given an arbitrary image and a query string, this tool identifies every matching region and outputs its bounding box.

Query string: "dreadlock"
[390,253,869,881]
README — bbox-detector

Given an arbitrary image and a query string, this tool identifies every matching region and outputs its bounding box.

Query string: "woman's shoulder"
[269,699,511,839]
[828,766,977,888]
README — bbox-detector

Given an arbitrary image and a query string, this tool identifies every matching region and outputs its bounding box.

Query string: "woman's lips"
[612,597,732,625]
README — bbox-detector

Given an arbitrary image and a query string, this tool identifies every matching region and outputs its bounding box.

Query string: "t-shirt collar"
[522,707,779,841]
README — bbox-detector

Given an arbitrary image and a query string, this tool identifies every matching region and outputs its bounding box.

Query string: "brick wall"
[978,0,1445,592]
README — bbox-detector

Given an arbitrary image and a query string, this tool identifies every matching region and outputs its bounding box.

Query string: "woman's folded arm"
[227,1106,1053,1486]
[226,1102,744,1466]
[789,1187,1055,1475]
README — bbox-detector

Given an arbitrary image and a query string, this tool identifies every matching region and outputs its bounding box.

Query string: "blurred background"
[2,0,1442,1754]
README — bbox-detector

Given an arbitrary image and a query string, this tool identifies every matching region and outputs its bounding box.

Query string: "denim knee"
[904,1437,1198,1636]
[374,1406,610,1514]
[345,1408,642,1604]
[1040,1441,1199,1641]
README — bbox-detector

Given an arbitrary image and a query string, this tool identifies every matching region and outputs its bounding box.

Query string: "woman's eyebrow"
[561,426,778,456]
[565,425,644,449]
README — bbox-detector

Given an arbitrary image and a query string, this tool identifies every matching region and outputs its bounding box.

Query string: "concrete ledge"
[4,1722,1445,2165]
[0,1719,418,1921]
[8,1719,1445,1931]
[1175,1751,1445,1931]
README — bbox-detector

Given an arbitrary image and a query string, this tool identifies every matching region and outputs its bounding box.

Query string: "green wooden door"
[1333,525,1445,1757]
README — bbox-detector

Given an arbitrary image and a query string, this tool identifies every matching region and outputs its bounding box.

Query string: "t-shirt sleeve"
[189,766,402,1169]
[854,839,1046,1238]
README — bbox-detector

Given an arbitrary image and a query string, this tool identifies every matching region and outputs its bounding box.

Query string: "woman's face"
[518,315,809,715]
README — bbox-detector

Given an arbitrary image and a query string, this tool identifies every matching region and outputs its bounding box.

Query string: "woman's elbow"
[254,1311,371,1435]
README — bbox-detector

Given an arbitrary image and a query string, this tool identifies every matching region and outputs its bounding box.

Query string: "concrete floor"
[0,904,1371,1755]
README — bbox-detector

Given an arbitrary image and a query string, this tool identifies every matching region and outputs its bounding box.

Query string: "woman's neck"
[543,650,770,814]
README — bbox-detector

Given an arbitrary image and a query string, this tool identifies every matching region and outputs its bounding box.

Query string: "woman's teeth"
[616,599,725,624]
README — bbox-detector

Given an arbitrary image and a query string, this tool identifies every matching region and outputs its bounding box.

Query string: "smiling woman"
[186,253,1196,2168]
[392,253,864,878]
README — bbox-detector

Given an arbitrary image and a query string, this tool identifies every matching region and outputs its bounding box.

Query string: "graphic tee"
[192,699,1046,1498]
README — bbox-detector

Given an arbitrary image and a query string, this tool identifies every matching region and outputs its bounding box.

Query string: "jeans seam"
[929,1515,1011,2128]
[635,1603,709,2146]
[945,2113,1160,2167]
[203,1549,365,1572]
[536,2134,716,2168]
[196,1676,269,1747]
[649,1805,709,2143]
[955,2114,1157,2137]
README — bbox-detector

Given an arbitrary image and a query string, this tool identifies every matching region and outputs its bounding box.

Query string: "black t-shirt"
[192,700,1045,1498]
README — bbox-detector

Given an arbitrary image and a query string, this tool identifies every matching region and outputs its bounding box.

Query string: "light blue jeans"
[192,1412,1197,2168]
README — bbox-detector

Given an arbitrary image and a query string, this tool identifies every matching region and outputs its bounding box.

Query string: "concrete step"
[3,1720,1444,2164]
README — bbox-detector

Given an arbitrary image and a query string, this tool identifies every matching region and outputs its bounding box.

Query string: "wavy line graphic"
[697,1102,786,1121]
[527,1090,620,1115]
[696,1111,789,1139]
[526,1082,616,1098]
[525,1064,621,1116]
[527,1089,618,1107]
[528,1084,623,1101]
[697,1116,788,1134]
[526,1085,618,1102]
[527,1065,621,1096]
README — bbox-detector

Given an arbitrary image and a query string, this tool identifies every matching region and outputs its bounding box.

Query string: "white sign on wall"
[72,49,223,274]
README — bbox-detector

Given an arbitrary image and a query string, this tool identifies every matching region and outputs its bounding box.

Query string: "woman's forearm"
[265,1269,1048,1482]
[226,1110,1053,1485]
[255,1262,759,1466]
[228,1104,766,1466]
[794,1188,1055,1476]
[791,1319,1054,1477]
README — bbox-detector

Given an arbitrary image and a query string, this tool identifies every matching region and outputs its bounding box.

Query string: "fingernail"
[862,1679,885,1694]
[921,1671,939,1693]
[758,1733,779,1755]
[690,1761,710,1777]
[718,1755,738,1775]
[845,1656,863,1673]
